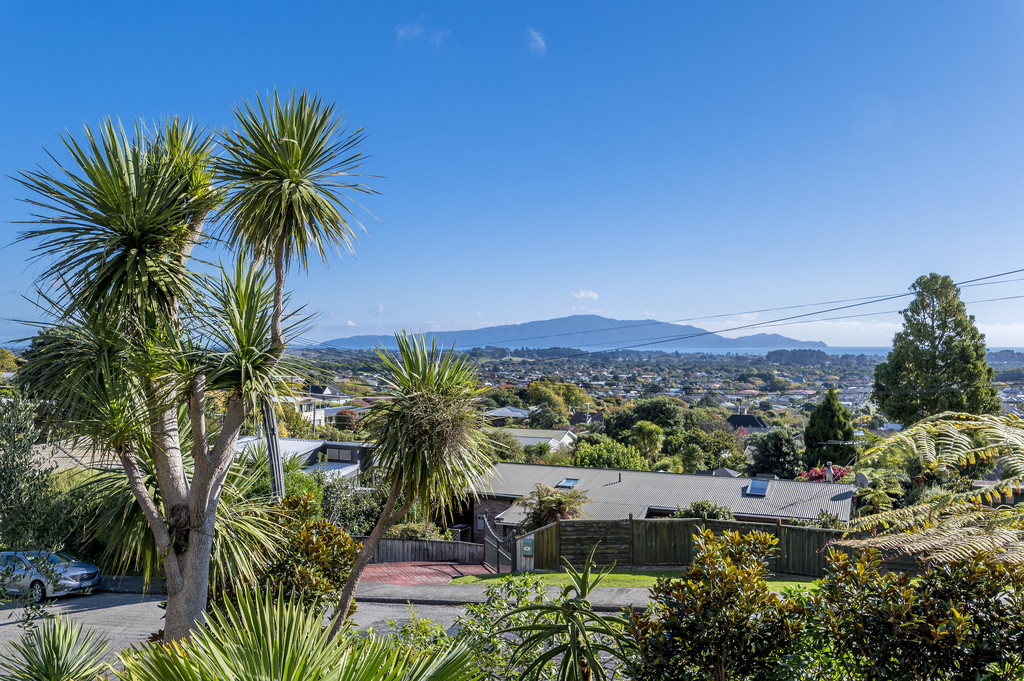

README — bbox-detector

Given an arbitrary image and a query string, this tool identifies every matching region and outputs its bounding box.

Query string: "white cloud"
[476,311,484,318]
[430,29,450,47]
[370,303,386,316]
[346,320,356,327]
[527,28,546,55]
[395,22,423,41]
[572,289,599,300]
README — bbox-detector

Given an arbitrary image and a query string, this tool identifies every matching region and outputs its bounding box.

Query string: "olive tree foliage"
[872,274,1000,426]
[0,392,59,549]
[12,107,363,641]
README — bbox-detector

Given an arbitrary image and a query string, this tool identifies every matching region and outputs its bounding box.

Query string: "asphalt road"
[0,592,466,660]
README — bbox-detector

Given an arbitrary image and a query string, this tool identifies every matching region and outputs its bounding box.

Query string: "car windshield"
[24,551,76,568]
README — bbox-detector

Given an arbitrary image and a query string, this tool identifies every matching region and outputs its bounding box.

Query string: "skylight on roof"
[747,479,770,496]
[555,478,579,489]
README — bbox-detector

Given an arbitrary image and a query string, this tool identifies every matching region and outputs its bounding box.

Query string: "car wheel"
[30,581,45,604]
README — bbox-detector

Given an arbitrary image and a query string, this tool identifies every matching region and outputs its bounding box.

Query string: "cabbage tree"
[15,119,298,640]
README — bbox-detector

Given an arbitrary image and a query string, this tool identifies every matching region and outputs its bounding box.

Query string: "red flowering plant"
[797,465,851,483]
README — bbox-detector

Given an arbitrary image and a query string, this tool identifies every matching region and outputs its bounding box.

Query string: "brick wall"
[472,497,514,543]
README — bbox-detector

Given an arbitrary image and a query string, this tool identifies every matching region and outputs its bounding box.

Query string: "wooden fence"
[352,537,484,565]
[518,517,849,577]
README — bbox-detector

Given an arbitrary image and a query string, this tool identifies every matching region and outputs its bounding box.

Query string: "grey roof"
[485,406,531,419]
[484,428,577,449]
[237,436,322,462]
[485,463,856,524]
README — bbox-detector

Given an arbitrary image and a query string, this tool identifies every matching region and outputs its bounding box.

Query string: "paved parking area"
[0,592,165,656]
[361,561,492,585]
[0,592,465,660]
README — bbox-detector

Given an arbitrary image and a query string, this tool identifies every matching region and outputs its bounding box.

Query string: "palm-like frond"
[117,591,480,681]
[499,547,628,681]
[15,118,218,324]
[76,450,283,591]
[847,412,1024,563]
[0,615,108,681]
[217,89,375,272]
[363,333,495,516]
[193,257,309,407]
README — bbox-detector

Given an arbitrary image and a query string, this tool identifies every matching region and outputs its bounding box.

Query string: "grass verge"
[450,570,818,592]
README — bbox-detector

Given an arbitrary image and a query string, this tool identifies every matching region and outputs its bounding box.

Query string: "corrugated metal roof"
[237,436,322,461]
[485,463,856,524]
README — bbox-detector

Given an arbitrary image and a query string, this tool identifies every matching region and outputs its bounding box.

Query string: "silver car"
[0,551,101,603]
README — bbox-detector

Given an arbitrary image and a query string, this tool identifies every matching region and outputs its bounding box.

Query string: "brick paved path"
[361,561,493,585]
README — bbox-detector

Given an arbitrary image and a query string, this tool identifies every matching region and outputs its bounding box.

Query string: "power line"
[288,267,1024,367]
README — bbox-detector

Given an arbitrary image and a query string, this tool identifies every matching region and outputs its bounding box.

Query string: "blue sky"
[3,1,1024,348]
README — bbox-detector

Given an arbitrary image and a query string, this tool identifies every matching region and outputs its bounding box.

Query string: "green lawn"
[450,570,818,592]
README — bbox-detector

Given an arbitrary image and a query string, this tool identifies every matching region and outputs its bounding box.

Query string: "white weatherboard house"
[485,427,578,451]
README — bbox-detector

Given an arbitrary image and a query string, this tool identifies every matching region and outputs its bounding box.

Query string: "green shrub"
[797,549,1024,679]
[625,528,801,681]
[317,474,387,536]
[571,441,648,471]
[670,499,734,520]
[385,522,453,541]
[211,494,360,618]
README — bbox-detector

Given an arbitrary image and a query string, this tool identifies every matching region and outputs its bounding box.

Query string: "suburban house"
[303,384,351,402]
[272,395,323,425]
[485,427,578,451]
[727,414,770,433]
[237,435,373,477]
[463,462,856,542]
[485,406,531,420]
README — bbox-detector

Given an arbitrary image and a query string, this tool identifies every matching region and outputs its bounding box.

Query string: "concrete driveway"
[0,592,465,660]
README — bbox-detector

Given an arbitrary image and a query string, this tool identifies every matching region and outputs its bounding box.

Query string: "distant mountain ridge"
[323,315,827,352]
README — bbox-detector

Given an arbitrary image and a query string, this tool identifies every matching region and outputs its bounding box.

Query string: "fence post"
[628,514,634,567]
[556,516,562,568]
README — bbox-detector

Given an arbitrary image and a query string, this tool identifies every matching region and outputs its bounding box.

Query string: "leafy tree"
[0,392,58,549]
[872,273,1000,426]
[524,382,569,423]
[0,348,17,373]
[554,382,591,412]
[328,333,493,631]
[316,474,388,537]
[605,397,686,438]
[571,441,648,471]
[485,428,525,462]
[522,441,552,461]
[528,404,562,430]
[275,404,314,438]
[671,499,735,520]
[629,420,664,459]
[514,483,591,532]
[218,89,373,354]
[749,429,802,479]
[803,389,856,463]
[664,429,742,473]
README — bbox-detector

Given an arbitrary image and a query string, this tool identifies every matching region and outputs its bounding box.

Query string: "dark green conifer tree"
[872,273,1000,426]
[804,389,856,464]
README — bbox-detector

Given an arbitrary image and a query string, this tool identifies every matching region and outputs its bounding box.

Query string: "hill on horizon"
[321,315,828,352]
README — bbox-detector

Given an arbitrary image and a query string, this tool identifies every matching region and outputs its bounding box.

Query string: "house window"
[326,448,353,463]
[555,478,579,489]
